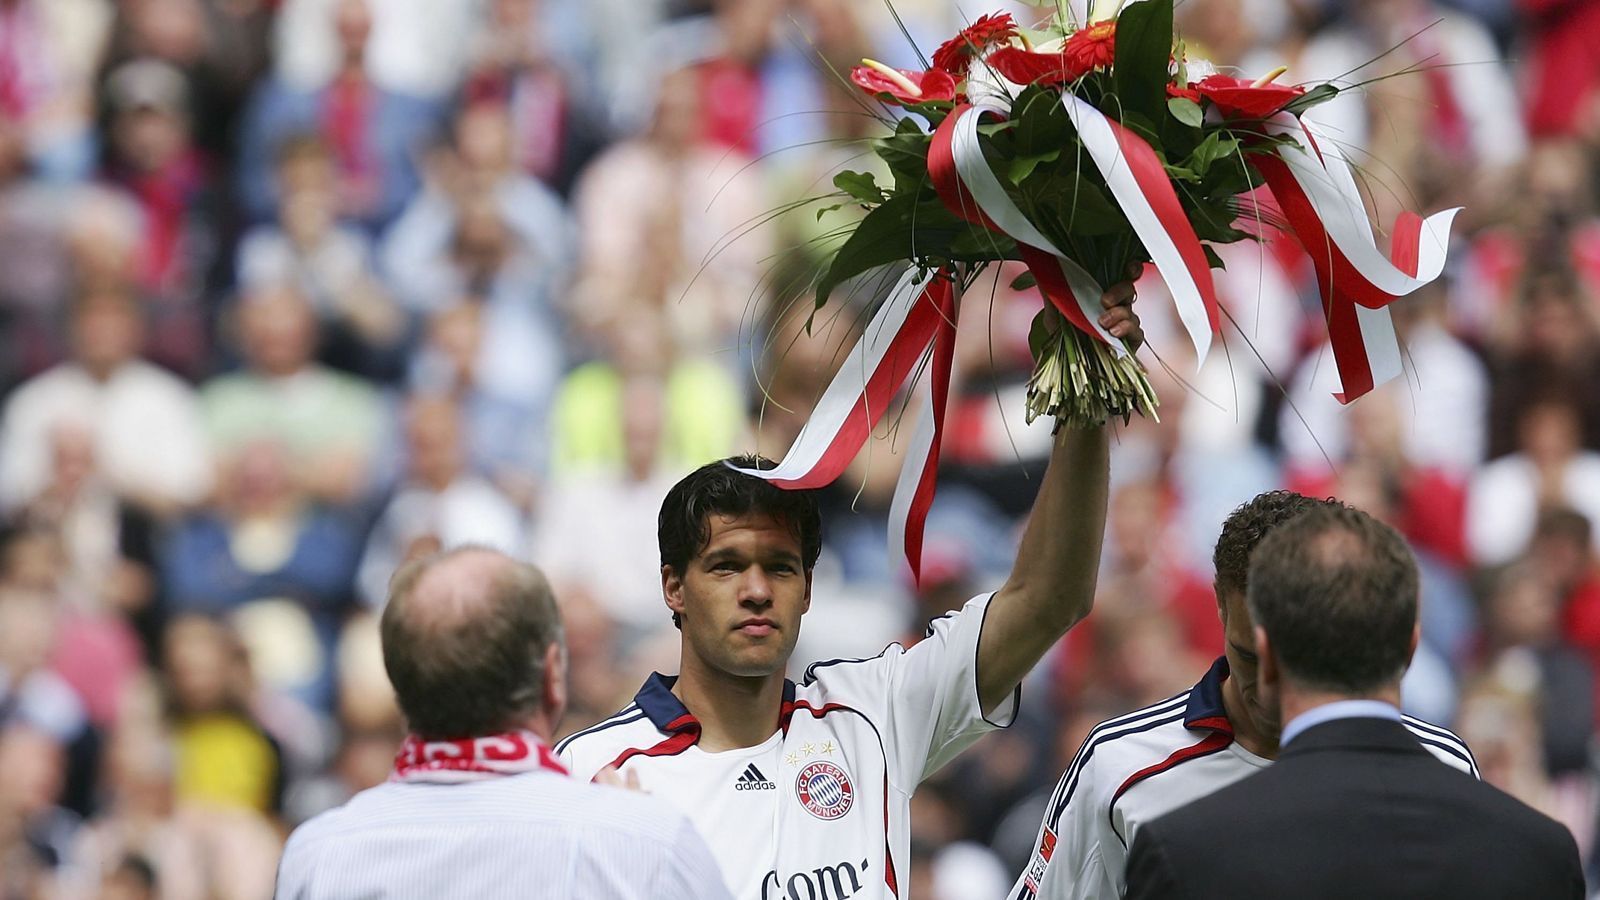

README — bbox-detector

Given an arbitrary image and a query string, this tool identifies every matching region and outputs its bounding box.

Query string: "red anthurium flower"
[1166,82,1201,103]
[932,12,1019,76]
[985,46,1074,86]
[851,61,958,105]
[1063,20,1118,78]
[1195,73,1306,119]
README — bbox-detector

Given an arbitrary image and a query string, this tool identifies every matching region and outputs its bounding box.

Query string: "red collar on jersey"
[1185,657,1236,736]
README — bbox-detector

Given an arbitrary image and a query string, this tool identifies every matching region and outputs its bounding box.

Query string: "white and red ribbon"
[740,268,959,582]
[1059,94,1222,361]
[392,730,568,784]
[746,94,1454,581]
[1255,115,1458,402]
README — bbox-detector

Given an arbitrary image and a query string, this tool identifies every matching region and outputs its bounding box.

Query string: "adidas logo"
[735,763,776,791]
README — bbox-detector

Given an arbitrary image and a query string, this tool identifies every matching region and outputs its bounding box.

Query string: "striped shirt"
[1009,657,1478,900]
[274,766,732,899]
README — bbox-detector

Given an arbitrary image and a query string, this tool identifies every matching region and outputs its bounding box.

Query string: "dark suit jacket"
[1124,716,1584,900]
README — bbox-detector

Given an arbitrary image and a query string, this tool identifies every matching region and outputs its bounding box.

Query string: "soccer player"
[1007,491,1478,900]
[557,282,1142,900]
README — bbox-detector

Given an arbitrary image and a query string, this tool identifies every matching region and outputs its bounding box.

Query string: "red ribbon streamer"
[1255,155,1428,403]
[902,281,961,584]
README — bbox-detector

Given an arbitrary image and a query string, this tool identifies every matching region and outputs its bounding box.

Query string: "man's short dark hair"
[1213,491,1339,597]
[658,456,823,627]
[1247,505,1419,695]
[380,547,563,739]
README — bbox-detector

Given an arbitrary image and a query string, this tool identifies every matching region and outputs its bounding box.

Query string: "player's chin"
[720,645,788,678]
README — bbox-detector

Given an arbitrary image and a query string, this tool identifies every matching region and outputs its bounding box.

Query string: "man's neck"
[1221,673,1279,759]
[672,659,785,752]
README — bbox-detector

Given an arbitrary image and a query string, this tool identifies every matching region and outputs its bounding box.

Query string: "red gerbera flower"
[1195,73,1306,119]
[932,13,1019,76]
[850,62,958,105]
[1063,20,1118,78]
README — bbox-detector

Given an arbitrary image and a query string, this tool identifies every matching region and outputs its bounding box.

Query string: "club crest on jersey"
[795,761,854,820]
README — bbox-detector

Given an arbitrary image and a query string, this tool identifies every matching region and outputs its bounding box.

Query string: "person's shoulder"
[554,704,657,774]
[1400,715,1479,776]
[280,782,391,853]
[546,776,699,844]
[1070,691,1202,787]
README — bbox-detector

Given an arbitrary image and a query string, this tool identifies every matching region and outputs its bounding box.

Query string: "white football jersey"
[1008,658,1480,900]
[558,593,1018,900]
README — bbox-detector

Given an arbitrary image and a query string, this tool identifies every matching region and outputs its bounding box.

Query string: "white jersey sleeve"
[803,592,1019,792]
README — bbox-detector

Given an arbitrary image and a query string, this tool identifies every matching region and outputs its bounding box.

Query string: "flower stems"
[1025,320,1159,430]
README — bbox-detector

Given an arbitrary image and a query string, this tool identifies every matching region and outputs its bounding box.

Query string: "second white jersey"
[558,593,1018,900]
[1009,658,1480,900]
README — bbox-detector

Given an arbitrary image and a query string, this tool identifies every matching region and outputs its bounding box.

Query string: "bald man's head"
[381,547,565,739]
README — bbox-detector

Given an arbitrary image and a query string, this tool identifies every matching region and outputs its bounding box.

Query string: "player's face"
[1219,587,1279,736]
[666,512,811,678]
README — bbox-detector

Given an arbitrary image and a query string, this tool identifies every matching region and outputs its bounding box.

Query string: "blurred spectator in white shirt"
[0,289,211,517]
[1468,397,1600,566]
[272,0,480,101]
[357,394,525,609]
[532,375,678,637]
[0,0,109,180]
[1281,287,1489,480]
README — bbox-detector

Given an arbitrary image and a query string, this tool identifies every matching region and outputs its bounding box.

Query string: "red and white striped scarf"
[391,730,568,784]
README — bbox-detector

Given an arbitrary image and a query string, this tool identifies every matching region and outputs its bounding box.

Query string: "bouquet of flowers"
[751,0,1457,578]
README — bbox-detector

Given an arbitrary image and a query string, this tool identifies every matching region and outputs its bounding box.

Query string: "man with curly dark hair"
[1007,490,1478,900]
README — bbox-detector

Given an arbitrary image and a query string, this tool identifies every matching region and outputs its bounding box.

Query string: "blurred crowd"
[0,0,1598,897]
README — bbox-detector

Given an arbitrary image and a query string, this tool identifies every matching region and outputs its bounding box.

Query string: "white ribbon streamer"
[949,100,1127,356]
[745,268,931,484]
[1061,93,1214,363]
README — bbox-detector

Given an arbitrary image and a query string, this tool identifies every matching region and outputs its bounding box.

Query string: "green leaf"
[977,120,1018,137]
[1167,96,1203,128]
[1203,245,1227,271]
[813,197,1009,308]
[1164,164,1200,183]
[1280,83,1339,118]
[1031,175,1126,237]
[814,202,845,221]
[1112,0,1174,128]
[1186,132,1241,177]
[1011,271,1039,292]
[1007,149,1061,185]
[833,170,883,205]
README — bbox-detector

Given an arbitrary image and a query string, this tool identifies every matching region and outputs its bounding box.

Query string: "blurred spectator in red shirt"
[1519,0,1600,139]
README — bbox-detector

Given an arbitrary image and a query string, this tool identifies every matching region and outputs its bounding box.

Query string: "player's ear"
[803,569,812,614]
[1406,621,1421,669]
[544,640,568,728]
[663,565,685,618]
[1254,625,1277,692]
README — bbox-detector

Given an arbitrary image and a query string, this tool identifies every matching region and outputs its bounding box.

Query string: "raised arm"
[975,280,1139,714]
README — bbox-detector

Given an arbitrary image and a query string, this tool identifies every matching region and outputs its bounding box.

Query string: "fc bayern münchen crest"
[795,761,854,820]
